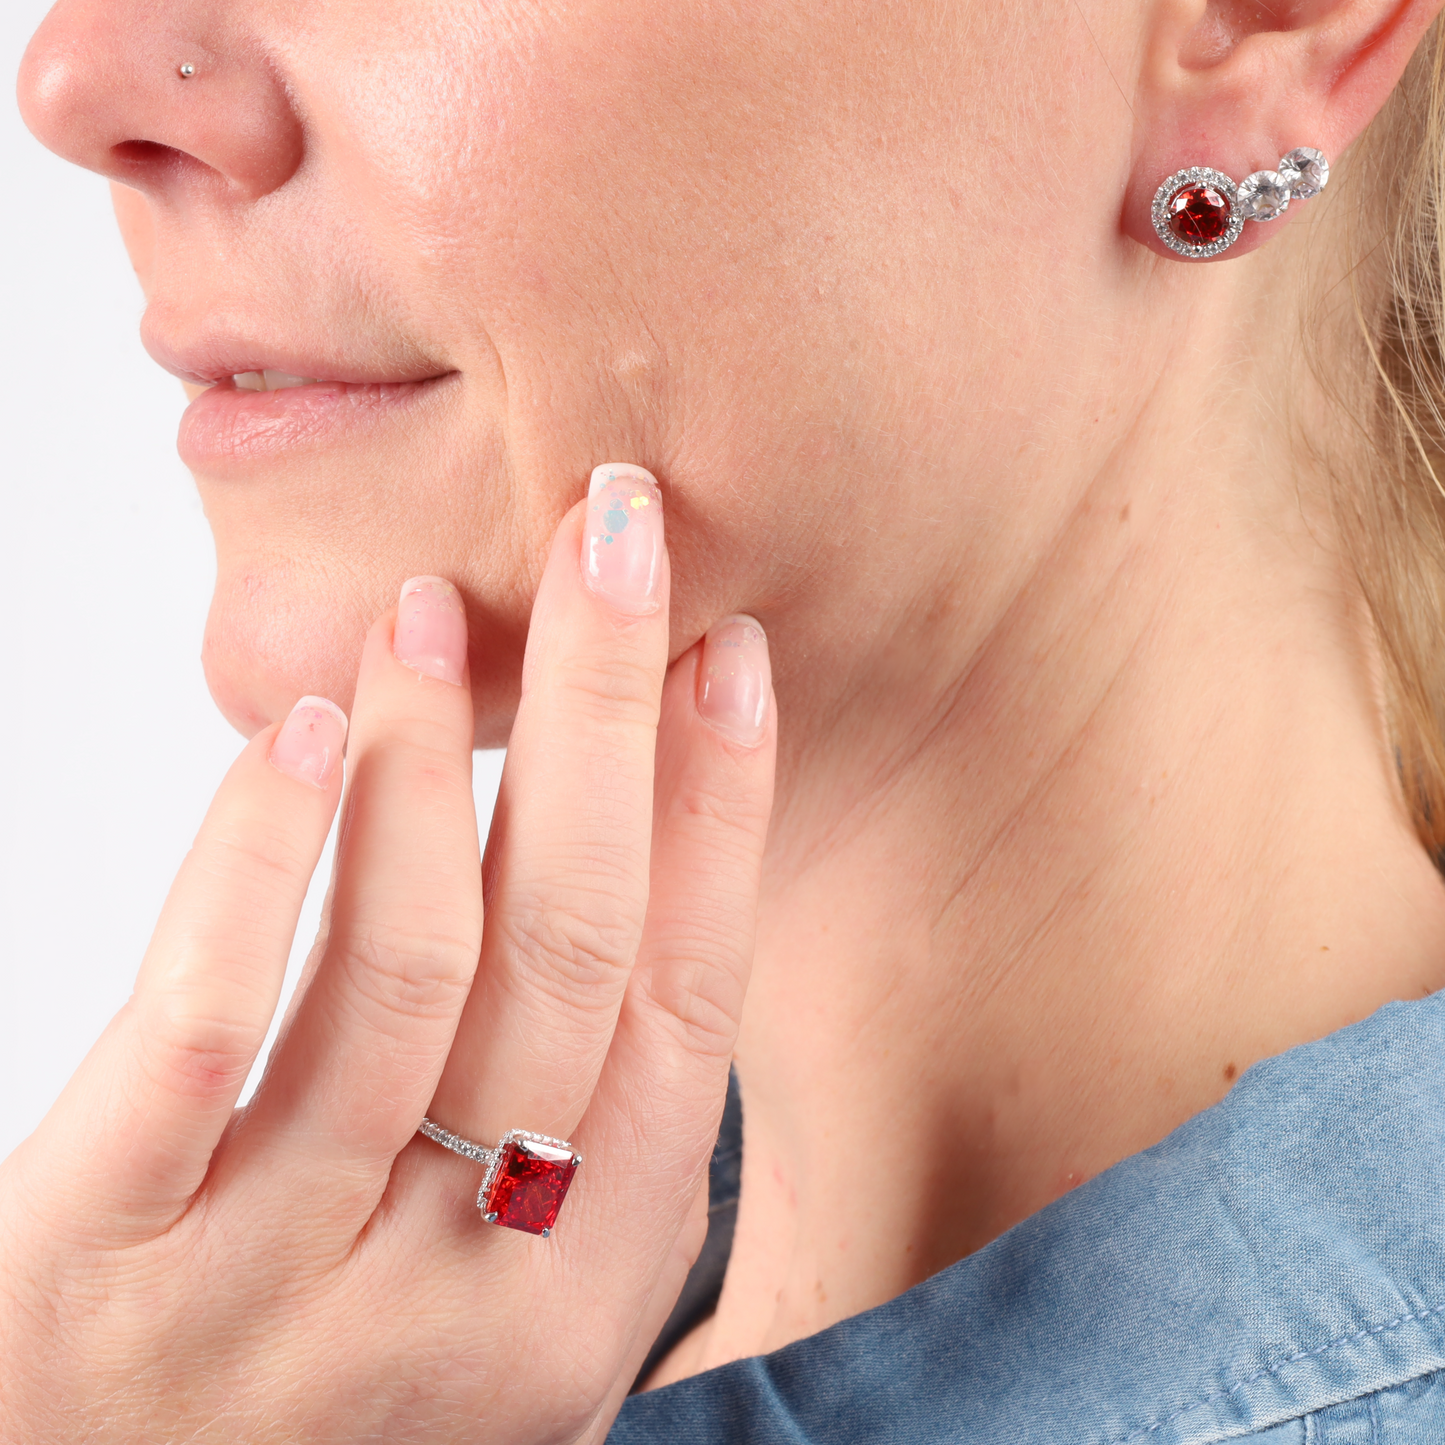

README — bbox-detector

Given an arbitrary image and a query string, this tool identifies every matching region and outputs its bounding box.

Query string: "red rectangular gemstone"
[484,1136,579,1235]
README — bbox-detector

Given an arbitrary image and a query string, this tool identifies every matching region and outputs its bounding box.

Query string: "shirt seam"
[1112,1302,1445,1443]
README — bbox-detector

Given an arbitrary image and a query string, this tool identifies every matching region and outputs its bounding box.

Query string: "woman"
[7,0,1445,1438]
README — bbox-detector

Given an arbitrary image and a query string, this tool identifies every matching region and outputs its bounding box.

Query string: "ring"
[418,1117,582,1237]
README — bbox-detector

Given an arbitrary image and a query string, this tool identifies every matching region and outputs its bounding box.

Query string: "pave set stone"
[1151,148,1329,259]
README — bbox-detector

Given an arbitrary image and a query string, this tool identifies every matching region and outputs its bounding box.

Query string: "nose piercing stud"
[1151,148,1330,259]
[178,62,196,78]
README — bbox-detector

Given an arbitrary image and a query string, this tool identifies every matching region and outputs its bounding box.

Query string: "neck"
[647,257,1445,1386]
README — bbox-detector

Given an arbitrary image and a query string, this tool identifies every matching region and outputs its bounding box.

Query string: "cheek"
[202,563,374,736]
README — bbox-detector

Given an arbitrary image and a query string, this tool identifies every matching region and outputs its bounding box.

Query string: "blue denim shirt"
[612,993,1445,1443]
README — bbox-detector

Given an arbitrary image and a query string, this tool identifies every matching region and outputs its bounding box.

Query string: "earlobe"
[1124,0,1444,261]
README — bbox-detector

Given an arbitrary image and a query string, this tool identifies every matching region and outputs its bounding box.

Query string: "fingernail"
[698,615,770,747]
[583,463,664,614]
[269,696,348,789]
[394,576,467,684]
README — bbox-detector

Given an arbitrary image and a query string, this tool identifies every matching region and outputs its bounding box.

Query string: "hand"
[0,464,776,1443]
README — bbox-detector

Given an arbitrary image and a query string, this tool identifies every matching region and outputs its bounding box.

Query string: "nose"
[17,0,304,204]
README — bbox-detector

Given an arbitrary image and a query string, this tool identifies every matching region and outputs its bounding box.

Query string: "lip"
[143,320,457,470]
[178,373,455,469]
[142,318,451,390]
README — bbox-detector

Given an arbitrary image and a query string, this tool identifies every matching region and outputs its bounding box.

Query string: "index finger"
[16,699,346,1240]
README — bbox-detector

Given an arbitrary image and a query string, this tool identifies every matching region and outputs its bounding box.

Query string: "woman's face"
[20,0,1132,743]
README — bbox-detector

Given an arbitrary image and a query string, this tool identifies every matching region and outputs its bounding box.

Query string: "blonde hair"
[1337,16,1445,851]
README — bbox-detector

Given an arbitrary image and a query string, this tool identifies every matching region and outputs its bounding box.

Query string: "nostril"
[110,139,217,188]
[112,139,183,167]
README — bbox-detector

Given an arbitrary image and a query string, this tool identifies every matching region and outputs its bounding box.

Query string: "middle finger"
[425,463,669,1169]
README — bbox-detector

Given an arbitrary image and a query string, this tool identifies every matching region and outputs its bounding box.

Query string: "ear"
[1124,0,1444,261]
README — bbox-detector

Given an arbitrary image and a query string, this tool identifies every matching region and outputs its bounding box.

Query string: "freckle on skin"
[1223,1062,1238,1082]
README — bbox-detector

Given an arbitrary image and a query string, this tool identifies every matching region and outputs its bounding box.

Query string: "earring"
[1151,147,1329,259]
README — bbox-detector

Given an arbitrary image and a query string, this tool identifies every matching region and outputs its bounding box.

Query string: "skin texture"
[9,0,1445,1428]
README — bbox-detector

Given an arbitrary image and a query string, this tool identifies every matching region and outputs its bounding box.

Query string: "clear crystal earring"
[1151,147,1330,259]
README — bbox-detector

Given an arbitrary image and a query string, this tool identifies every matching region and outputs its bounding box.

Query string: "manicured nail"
[394,576,467,684]
[698,615,770,747]
[583,463,663,614]
[269,696,348,789]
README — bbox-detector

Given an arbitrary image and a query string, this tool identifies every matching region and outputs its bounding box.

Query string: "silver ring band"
[418,1116,495,1165]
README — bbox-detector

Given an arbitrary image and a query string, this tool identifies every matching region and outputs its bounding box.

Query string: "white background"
[0,2,505,1163]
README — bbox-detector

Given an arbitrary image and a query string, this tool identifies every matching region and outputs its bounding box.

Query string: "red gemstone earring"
[1151,148,1329,259]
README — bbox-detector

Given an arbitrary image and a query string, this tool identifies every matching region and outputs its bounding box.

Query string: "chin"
[201,567,369,738]
[201,560,526,748]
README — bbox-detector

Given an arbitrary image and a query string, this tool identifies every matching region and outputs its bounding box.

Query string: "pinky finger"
[12,697,347,1241]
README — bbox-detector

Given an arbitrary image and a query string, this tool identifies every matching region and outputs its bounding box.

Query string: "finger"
[424,464,668,1174]
[580,618,774,1286]
[238,578,482,1181]
[19,698,347,1238]
[582,1178,712,1432]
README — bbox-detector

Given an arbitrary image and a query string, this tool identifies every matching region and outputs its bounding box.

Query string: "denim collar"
[612,992,1445,1444]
